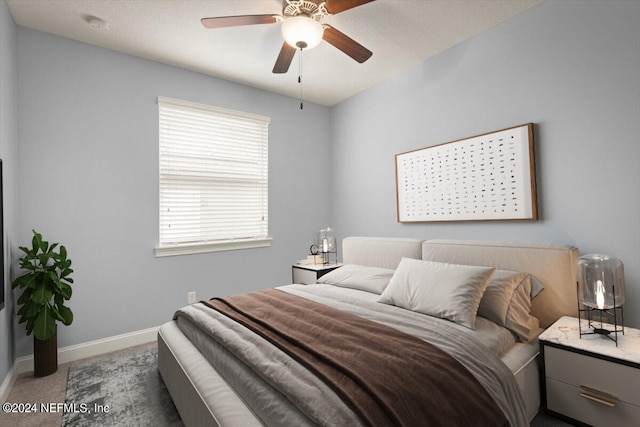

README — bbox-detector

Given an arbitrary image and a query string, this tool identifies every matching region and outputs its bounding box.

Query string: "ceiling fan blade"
[324,0,375,15]
[322,25,372,63]
[201,15,279,29]
[273,42,297,73]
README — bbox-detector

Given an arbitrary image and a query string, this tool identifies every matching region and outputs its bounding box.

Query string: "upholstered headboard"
[342,237,423,269]
[422,240,579,328]
[341,237,579,329]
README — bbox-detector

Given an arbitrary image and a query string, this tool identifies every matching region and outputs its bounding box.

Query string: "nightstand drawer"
[545,346,640,406]
[292,267,319,285]
[546,377,640,427]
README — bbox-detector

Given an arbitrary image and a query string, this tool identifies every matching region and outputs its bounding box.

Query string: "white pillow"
[316,264,395,294]
[377,258,496,329]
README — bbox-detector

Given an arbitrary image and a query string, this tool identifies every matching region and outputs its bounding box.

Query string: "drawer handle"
[579,385,617,407]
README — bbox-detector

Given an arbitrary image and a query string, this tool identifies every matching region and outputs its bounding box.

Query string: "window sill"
[155,237,273,257]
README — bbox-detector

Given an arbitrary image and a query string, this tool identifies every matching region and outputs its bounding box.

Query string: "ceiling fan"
[201,0,375,74]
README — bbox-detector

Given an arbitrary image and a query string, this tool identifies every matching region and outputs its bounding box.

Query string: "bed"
[158,237,579,426]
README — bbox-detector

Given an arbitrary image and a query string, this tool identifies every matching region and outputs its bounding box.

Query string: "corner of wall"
[0,0,19,389]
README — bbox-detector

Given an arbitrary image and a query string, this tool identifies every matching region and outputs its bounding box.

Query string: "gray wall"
[14,28,332,357]
[330,0,640,327]
[0,0,18,388]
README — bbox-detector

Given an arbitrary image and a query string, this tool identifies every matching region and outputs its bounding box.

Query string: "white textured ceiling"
[7,0,543,106]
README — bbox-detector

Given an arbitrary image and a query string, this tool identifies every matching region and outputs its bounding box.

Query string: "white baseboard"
[0,363,17,404]
[13,325,160,376]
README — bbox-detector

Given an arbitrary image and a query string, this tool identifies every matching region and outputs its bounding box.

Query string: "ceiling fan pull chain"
[298,48,304,109]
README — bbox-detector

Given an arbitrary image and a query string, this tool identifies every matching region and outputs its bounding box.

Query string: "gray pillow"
[477,269,543,342]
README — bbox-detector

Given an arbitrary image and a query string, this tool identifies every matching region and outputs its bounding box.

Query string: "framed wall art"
[395,123,537,223]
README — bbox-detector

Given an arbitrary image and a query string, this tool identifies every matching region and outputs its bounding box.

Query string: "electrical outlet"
[188,291,196,304]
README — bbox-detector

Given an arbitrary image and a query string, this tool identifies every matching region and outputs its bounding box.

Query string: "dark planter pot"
[34,329,58,377]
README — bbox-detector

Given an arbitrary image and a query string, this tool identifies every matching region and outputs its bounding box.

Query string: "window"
[156,96,270,257]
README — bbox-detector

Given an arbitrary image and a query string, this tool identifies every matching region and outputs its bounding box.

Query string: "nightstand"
[292,263,342,285]
[539,316,640,427]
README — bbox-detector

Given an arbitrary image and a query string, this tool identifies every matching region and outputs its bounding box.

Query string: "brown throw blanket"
[203,289,509,427]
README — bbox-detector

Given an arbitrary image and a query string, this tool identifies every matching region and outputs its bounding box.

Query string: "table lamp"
[576,253,625,345]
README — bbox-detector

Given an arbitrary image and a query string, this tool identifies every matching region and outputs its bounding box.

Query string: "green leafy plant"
[12,230,74,341]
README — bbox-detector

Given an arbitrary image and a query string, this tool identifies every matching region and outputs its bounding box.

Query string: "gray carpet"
[62,343,574,426]
[62,344,183,427]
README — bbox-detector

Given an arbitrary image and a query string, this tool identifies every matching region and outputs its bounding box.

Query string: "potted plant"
[12,230,74,377]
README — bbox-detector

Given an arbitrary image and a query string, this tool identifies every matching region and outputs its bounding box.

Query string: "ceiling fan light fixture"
[281,16,324,49]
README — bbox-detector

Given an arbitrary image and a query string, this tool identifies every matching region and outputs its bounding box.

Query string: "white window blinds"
[156,96,271,256]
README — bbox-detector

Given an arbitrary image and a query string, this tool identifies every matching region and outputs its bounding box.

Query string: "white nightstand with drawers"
[539,316,640,427]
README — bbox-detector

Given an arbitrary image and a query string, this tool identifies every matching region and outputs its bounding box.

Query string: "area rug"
[62,343,183,427]
[60,342,572,427]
